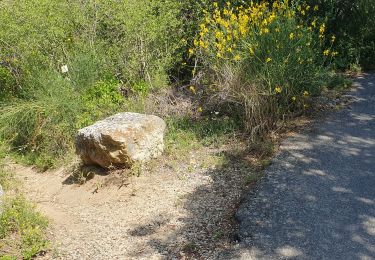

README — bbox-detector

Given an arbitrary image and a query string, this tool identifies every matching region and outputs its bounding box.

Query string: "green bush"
[0,0,184,94]
[78,79,124,128]
[0,66,17,102]
[0,70,124,169]
[304,0,375,69]
[96,0,183,89]
[0,0,363,169]
[0,156,48,259]
[0,196,49,259]
[192,1,332,137]
[166,116,240,153]
[0,0,186,168]
[0,69,80,168]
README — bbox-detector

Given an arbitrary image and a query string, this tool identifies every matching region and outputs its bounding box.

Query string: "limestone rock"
[76,112,166,168]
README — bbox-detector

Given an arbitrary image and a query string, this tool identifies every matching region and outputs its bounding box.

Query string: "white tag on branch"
[61,65,69,73]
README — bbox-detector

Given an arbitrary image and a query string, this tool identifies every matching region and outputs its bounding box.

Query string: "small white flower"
[61,65,69,73]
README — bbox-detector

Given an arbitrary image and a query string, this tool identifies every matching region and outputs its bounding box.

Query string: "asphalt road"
[223,74,375,259]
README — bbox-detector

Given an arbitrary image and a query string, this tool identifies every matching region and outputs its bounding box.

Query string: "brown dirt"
[10,144,256,259]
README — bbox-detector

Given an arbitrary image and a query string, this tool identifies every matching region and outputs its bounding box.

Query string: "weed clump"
[0,195,49,259]
[191,1,335,138]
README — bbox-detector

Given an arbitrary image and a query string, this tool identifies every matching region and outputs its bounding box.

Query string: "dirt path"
[12,146,254,259]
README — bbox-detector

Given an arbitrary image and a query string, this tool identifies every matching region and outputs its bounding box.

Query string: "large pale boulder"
[76,112,166,168]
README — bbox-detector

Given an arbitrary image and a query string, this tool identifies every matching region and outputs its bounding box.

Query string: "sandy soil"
[12,145,255,259]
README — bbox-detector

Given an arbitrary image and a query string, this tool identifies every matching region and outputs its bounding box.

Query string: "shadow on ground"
[125,149,259,259]
[63,165,109,185]
[125,74,375,259]
[219,74,375,259]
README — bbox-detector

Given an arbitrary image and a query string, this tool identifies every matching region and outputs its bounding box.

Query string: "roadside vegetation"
[0,0,374,258]
[0,157,49,259]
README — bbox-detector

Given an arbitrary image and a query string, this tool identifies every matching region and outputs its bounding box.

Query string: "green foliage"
[327,73,352,90]
[0,0,364,169]
[0,196,49,259]
[0,0,184,93]
[78,79,124,128]
[0,67,17,102]
[303,0,375,69]
[192,1,331,136]
[166,116,240,155]
[0,70,80,168]
[0,71,124,169]
[0,0,186,168]
[0,154,49,259]
[69,51,106,92]
[96,0,183,89]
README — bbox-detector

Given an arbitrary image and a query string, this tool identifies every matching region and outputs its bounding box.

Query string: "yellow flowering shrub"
[191,0,335,136]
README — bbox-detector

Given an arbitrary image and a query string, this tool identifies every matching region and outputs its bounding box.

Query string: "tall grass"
[0,0,186,168]
[0,67,125,168]
[191,1,333,138]
[0,0,362,169]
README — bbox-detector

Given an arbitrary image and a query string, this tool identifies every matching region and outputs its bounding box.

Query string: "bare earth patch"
[11,143,256,259]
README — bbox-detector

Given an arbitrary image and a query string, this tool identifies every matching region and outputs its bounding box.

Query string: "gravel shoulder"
[222,73,375,259]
